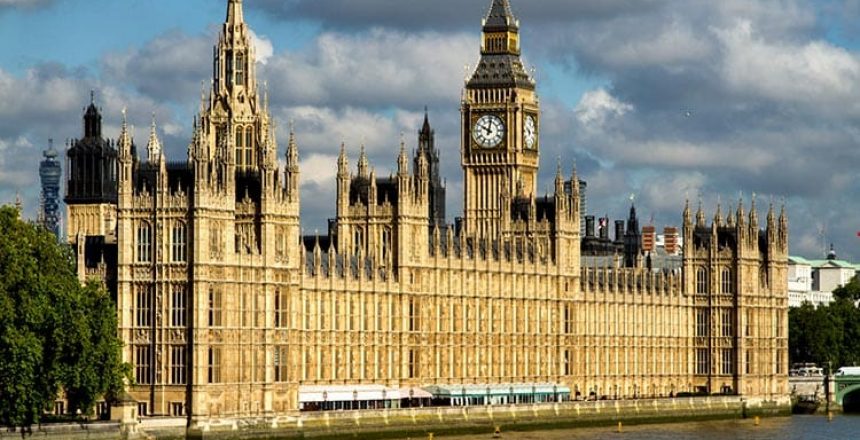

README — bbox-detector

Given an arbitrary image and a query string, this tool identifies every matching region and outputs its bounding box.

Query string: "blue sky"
[1,0,859,260]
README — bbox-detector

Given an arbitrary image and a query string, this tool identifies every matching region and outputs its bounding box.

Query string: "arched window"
[353,228,364,256]
[381,228,392,262]
[696,267,708,295]
[235,52,245,86]
[172,222,187,263]
[721,268,734,294]
[137,223,152,263]
[246,127,254,167]
[235,126,244,167]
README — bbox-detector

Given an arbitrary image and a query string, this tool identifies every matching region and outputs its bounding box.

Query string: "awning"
[424,384,571,398]
[397,387,433,399]
[298,385,398,403]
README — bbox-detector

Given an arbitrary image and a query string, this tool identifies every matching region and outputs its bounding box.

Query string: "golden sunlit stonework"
[64,0,789,429]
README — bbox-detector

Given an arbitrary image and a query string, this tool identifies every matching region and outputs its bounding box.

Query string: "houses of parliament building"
[63,0,789,428]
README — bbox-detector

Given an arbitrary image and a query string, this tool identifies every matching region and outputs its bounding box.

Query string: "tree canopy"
[0,205,129,429]
[789,275,860,372]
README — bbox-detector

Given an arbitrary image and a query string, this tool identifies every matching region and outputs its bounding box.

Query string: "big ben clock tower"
[462,0,539,239]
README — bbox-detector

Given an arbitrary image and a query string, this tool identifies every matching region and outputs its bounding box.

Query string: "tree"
[833,275,860,302]
[0,206,129,430]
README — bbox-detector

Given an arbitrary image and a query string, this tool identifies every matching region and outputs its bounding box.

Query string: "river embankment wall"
[0,396,790,440]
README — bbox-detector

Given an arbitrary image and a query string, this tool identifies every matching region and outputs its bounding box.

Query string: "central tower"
[462,0,539,239]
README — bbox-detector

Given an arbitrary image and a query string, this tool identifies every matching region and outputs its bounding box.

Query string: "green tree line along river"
[0,206,129,433]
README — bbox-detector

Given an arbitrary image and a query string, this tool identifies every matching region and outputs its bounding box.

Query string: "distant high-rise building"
[642,225,657,252]
[663,226,679,255]
[39,139,62,239]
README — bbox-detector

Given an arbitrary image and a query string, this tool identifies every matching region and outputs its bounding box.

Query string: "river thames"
[436,415,860,440]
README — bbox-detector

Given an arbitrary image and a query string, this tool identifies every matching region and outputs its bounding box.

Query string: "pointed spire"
[683,198,691,226]
[714,198,723,227]
[147,113,162,163]
[357,144,369,178]
[483,0,518,31]
[14,191,23,215]
[749,193,758,227]
[767,201,776,229]
[337,142,349,177]
[779,201,788,227]
[119,107,132,157]
[421,106,431,134]
[226,0,244,25]
[695,199,706,227]
[287,120,299,169]
[736,196,745,226]
[398,134,409,176]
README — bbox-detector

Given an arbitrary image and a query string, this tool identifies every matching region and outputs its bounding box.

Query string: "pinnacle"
[484,0,517,31]
[226,0,244,25]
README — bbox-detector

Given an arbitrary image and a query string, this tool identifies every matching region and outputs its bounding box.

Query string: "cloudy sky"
[1,0,859,260]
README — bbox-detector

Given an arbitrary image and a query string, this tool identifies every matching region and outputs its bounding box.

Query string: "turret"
[147,114,163,164]
[357,144,369,179]
[285,123,300,201]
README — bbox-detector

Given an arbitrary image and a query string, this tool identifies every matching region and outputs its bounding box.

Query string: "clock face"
[524,115,537,149]
[473,114,505,148]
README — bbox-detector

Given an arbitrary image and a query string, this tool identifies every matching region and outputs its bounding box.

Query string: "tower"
[65,93,118,241]
[461,0,539,239]
[39,139,62,239]
[415,108,446,229]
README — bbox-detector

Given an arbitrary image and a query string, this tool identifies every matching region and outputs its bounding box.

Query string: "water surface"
[433,415,859,440]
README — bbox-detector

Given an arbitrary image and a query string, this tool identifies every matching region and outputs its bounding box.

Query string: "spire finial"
[90,90,95,105]
[147,112,162,163]
[226,0,244,24]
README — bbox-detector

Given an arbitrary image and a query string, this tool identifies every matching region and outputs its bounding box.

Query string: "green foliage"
[833,275,860,302]
[789,282,860,371]
[0,206,130,429]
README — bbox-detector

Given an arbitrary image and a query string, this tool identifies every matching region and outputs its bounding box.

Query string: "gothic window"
[171,285,186,327]
[235,126,244,166]
[171,222,187,263]
[226,52,234,85]
[134,345,151,385]
[408,349,417,379]
[170,345,186,385]
[696,267,708,294]
[695,309,708,338]
[409,297,419,332]
[137,223,152,263]
[235,52,245,86]
[274,288,288,328]
[208,287,222,327]
[720,309,733,338]
[746,350,753,374]
[353,228,364,256]
[210,226,223,260]
[245,127,253,167]
[208,347,221,383]
[274,346,288,382]
[244,127,252,168]
[721,349,734,375]
[721,267,734,294]
[564,349,571,376]
[696,348,709,375]
[381,228,392,262]
[136,285,152,327]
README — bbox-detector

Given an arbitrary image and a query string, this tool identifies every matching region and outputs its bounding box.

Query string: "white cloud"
[250,29,274,65]
[260,29,473,108]
[299,153,339,186]
[574,88,633,127]
[716,20,860,107]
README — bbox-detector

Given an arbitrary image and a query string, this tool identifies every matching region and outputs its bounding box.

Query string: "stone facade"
[64,0,790,428]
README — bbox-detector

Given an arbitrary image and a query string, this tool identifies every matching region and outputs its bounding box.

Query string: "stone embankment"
[0,396,790,440]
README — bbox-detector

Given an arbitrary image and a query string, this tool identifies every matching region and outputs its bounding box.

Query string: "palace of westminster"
[58,0,789,426]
